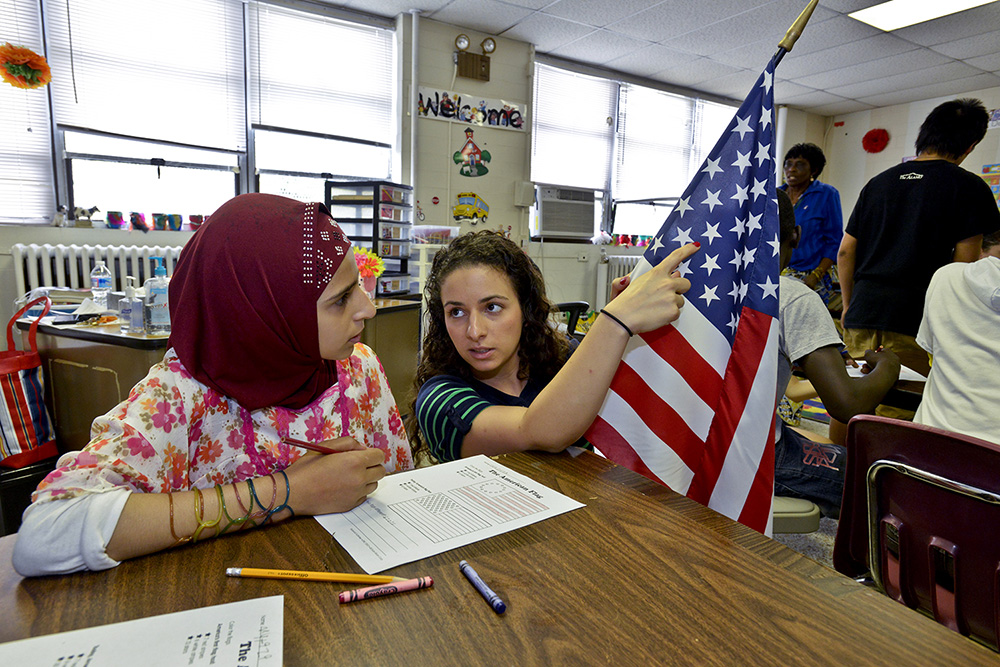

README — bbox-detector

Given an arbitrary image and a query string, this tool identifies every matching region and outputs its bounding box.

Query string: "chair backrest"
[554,301,589,338]
[833,415,1000,650]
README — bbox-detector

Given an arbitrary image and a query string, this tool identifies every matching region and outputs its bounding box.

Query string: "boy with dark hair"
[774,190,899,516]
[838,98,1000,408]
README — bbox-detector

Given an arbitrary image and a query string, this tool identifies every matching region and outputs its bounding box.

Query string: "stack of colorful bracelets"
[168,470,293,546]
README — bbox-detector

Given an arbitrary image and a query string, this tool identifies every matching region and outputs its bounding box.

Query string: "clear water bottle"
[143,257,171,335]
[90,260,112,310]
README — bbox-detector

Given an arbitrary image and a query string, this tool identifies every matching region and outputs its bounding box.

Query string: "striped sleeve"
[415,376,492,462]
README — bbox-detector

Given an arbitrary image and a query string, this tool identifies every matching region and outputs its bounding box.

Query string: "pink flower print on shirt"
[150,398,178,432]
[235,460,256,482]
[388,408,402,435]
[75,451,100,467]
[227,427,243,452]
[126,433,157,459]
[269,407,294,436]
[304,409,325,443]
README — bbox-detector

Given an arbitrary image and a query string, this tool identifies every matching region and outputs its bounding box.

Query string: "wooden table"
[1,451,993,665]
[17,298,420,452]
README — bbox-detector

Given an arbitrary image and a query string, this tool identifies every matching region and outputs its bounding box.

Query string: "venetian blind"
[248,3,396,147]
[45,0,246,151]
[0,0,52,223]
[531,63,616,191]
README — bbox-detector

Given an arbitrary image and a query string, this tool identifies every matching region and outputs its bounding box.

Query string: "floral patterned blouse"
[33,345,413,503]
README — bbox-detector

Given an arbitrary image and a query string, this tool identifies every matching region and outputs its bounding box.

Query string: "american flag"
[587,56,780,534]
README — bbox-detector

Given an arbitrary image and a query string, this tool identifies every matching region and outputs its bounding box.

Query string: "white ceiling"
[331,0,1000,116]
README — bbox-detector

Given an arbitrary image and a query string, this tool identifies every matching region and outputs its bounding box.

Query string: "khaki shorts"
[842,328,930,420]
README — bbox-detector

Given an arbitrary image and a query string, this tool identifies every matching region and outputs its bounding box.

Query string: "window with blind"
[531,63,736,237]
[531,64,616,192]
[0,0,53,224]
[0,0,398,225]
[250,3,397,197]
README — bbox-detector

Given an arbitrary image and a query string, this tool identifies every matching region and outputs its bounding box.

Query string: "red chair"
[834,415,1000,651]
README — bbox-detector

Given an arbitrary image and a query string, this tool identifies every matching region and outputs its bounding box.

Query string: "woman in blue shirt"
[779,143,843,311]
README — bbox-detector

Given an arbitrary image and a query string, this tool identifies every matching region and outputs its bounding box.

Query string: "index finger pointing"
[658,242,701,274]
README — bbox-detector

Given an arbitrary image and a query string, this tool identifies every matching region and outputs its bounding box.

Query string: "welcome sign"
[417,87,526,132]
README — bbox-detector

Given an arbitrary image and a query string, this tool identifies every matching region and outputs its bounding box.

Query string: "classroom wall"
[402,17,533,245]
[824,85,1000,219]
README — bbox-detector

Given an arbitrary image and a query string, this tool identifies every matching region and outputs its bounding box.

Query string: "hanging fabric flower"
[862,128,889,154]
[354,247,385,279]
[0,42,52,89]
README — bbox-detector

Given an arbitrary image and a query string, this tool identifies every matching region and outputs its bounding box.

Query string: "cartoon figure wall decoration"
[454,128,491,177]
[453,192,489,224]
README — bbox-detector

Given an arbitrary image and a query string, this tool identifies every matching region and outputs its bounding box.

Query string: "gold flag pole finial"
[777,0,819,52]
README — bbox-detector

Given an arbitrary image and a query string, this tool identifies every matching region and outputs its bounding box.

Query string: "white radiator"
[596,254,642,310]
[12,243,185,296]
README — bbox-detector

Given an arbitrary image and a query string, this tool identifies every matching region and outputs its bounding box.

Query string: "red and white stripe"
[587,265,777,535]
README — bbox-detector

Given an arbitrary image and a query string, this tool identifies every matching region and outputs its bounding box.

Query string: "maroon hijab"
[169,193,352,410]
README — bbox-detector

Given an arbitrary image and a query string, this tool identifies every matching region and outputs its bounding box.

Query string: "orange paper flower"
[354,246,385,279]
[0,42,52,89]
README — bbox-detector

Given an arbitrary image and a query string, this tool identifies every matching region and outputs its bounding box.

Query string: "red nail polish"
[693,242,701,248]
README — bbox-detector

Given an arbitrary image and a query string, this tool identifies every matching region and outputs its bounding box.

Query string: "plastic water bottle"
[143,257,171,335]
[90,260,112,310]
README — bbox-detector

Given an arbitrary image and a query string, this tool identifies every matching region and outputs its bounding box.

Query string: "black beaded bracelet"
[599,308,634,337]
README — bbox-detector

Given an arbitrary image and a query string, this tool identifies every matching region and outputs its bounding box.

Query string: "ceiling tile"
[692,69,762,100]
[928,31,1000,61]
[605,44,701,78]
[541,0,666,28]
[773,79,816,100]
[779,89,850,107]
[708,39,781,70]
[794,48,950,90]
[766,14,880,57]
[818,0,883,12]
[828,61,983,99]
[808,99,875,117]
[607,0,747,43]
[428,0,535,34]
[777,33,916,79]
[650,57,742,89]
[966,53,1000,73]
[892,4,1000,47]
[857,73,1000,108]
[550,28,652,64]
[500,12,597,52]
[660,0,837,58]
[498,0,556,10]
[345,0,451,17]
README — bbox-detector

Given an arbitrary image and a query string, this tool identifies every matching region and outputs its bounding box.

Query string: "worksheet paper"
[0,595,283,666]
[847,363,926,382]
[315,455,585,573]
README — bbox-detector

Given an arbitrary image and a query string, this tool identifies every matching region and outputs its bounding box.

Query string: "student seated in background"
[774,190,900,516]
[410,230,697,463]
[13,194,413,577]
[912,230,1000,444]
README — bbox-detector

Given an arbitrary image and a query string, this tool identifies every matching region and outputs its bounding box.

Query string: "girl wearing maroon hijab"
[14,194,413,576]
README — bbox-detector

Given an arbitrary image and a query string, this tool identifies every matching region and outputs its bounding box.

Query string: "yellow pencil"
[225,567,406,584]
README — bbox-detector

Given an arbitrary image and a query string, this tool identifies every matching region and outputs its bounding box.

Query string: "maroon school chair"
[833,415,1000,651]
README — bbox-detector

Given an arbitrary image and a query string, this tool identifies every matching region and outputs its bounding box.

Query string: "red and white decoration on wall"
[862,128,890,153]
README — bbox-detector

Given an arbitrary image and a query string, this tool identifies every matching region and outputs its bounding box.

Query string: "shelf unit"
[325,180,414,297]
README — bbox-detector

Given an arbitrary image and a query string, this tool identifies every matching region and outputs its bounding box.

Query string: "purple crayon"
[459,560,506,614]
[338,576,433,604]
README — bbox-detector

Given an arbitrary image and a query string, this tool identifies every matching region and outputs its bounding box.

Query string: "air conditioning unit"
[536,185,600,239]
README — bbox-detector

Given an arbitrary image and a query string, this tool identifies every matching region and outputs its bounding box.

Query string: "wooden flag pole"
[774,0,819,64]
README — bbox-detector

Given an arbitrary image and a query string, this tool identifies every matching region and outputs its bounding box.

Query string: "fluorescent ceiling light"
[849,0,998,32]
